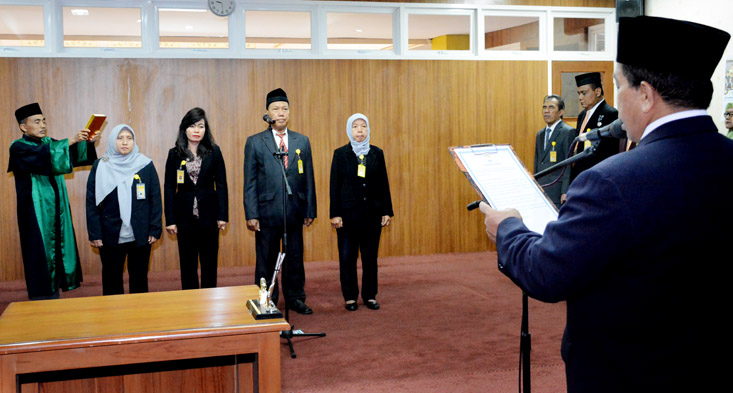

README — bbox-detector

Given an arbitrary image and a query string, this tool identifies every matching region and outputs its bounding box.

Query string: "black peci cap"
[266,88,289,109]
[617,16,730,80]
[15,102,42,123]
[575,72,602,88]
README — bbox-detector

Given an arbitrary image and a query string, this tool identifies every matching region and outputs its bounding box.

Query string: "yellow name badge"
[357,154,366,178]
[177,160,186,184]
[134,174,146,200]
[296,149,304,174]
[550,142,557,162]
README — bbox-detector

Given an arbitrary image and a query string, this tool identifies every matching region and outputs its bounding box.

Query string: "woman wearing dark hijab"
[86,124,162,295]
[330,113,393,311]
[164,107,228,290]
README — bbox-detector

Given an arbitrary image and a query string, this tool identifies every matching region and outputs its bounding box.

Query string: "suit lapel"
[540,128,551,160]
[262,129,278,156]
[198,151,212,180]
[288,132,298,171]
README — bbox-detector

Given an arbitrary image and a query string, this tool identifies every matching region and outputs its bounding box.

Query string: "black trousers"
[99,241,151,296]
[177,220,220,290]
[254,224,305,306]
[336,217,383,302]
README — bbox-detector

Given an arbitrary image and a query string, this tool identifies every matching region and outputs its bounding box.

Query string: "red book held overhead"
[85,114,107,139]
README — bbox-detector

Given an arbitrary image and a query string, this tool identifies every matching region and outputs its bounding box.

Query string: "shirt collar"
[547,119,562,132]
[585,99,605,119]
[271,127,289,137]
[641,109,708,141]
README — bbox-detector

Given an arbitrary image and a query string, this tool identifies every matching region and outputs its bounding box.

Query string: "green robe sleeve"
[48,139,73,175]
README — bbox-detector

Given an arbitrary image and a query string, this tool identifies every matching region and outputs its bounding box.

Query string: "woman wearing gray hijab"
[86,124,162,295]
[330,113,393,311]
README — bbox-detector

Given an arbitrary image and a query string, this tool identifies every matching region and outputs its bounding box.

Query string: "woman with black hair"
[164,107,228,289]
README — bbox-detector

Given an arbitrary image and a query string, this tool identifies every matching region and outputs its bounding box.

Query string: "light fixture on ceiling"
[70,9,89,16]
[355,29,363,33]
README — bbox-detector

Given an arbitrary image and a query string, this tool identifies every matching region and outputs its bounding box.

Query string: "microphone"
[578,119,625,142]
[263,113,276,125]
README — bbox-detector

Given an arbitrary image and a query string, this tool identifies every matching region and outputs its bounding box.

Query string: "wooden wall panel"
[1,58,547,283]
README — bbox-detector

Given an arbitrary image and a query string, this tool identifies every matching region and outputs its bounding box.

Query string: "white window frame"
[56,0,148,58]
[321,5,399,59]
[478,7,547,61]
[0,0,616,61]
[547,7,616,62]
[402,7,476,60]
[241,3,316,59]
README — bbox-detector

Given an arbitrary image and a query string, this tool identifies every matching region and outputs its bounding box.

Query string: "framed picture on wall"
[551,61,614,128]
[724,60,733,98]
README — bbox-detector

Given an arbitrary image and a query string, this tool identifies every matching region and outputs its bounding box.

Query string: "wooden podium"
[0,286,289,393]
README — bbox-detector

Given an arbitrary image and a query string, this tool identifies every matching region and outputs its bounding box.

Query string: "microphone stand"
[271,128,325,359]
[519,141,598,393]
[534,140,598,182]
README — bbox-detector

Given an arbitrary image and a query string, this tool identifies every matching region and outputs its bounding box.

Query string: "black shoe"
[345,301,358,311]
[290,299,313,315]
[366,300,380,310]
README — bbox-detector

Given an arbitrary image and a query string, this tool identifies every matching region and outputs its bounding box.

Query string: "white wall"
[645,0,733,133]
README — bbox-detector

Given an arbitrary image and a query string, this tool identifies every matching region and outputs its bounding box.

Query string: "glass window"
[62,7,141,48]
[327,12,393,51]
[484,15,539,51]
[407,14,470,51]
[245,11,311,50]
[0,5,44,47]
[159,8,228,49]
[553,17,605,52]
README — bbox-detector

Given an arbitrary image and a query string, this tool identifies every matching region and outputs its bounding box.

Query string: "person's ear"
[638,81,656,114]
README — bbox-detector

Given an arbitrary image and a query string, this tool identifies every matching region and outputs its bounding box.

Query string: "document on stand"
[450,144,558,235]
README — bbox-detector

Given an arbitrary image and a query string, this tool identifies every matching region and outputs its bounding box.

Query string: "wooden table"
[0,286,289,393]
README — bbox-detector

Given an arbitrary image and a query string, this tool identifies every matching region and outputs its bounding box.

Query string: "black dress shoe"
[290,299,313,315]
[366,300,380,310]
[345,301,358,311]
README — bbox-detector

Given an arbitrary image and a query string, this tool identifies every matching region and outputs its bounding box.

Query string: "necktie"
[575,114,592,154]
[278,133,288,169]
[545,128,551,149]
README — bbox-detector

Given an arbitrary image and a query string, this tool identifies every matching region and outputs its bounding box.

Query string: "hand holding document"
[450,144,557,235]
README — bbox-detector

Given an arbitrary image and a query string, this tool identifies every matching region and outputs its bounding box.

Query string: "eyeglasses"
[725,112,733,118]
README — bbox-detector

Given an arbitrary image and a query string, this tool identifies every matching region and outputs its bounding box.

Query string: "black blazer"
[164,145,228,230]
[570,100,619,182]
[497,115,733,391]
[86,161,162,248]
[243,129,317,227]
[329,144,393,223]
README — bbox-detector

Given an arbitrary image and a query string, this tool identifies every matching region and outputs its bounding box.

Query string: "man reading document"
[479,17,732,392]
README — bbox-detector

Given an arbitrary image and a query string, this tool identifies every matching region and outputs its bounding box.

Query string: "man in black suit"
[566,72,622,201]
[243,88,317,314]
[534,95,577,209]
[480,16,731,392]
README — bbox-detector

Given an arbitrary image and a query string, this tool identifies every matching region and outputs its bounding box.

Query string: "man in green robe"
[8,103,98,300]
